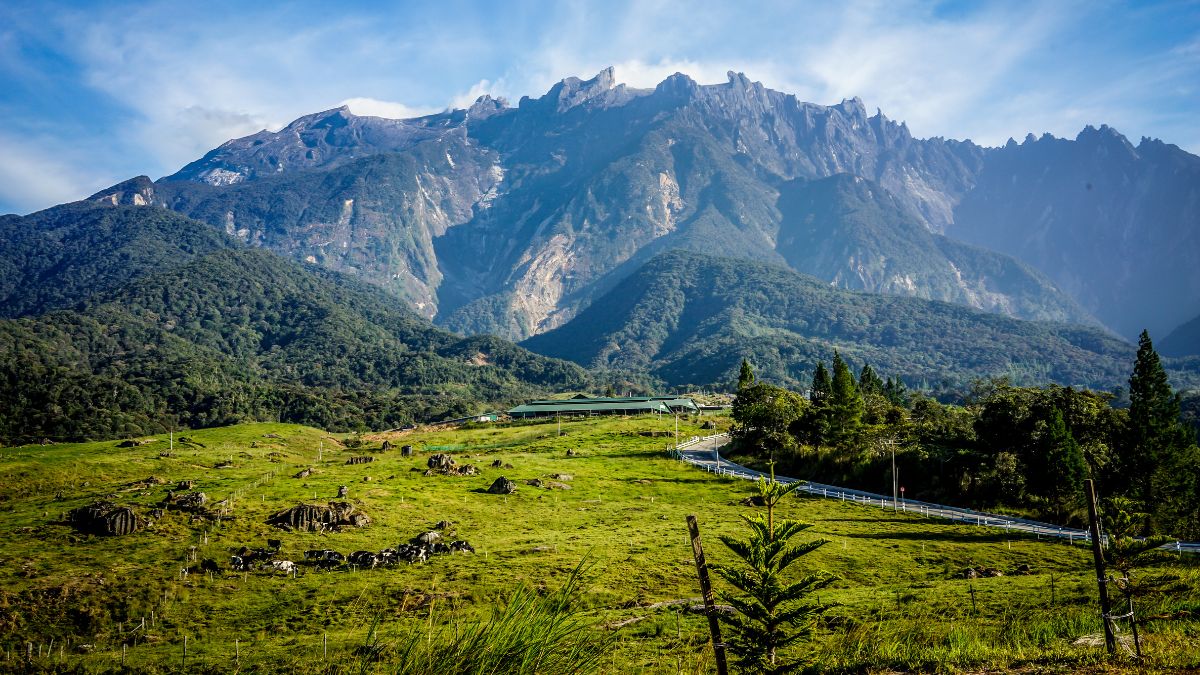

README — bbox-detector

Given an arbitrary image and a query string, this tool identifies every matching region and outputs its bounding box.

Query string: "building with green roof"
[506,395,698,419]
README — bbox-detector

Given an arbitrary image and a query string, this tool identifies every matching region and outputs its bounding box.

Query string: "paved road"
[675,433,1200,555]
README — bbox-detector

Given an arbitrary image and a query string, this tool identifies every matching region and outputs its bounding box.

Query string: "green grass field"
[1,415,1197,673]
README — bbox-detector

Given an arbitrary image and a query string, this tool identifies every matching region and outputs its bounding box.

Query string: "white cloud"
[341,97,440,119]
[0,133,112,214]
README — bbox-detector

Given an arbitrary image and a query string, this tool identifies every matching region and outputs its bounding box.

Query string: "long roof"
[521,396,698,410]
[508,400,673,415]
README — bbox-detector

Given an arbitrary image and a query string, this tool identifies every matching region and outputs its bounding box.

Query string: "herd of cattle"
[193,531,475,576]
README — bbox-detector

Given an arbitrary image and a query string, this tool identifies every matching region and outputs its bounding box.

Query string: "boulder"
[487,477,517,495]
[267,501,367,532]
[69,502,139,536]
[491,459,504,468]
[293,468,313,479]
[428,454,456,471]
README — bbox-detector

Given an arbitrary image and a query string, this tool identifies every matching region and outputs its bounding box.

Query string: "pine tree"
[1126,330,1193,517]
[802,362,833,447]
[828,352,864,449]
[713,465,834,673]
[883,376,908,406]
[1041,409,1087,520]
[738,358,756,391]
[858,363,884,397]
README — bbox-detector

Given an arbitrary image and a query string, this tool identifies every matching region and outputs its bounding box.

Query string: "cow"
[230,555,251,572]
[304,549,344,569]
[348,550,380,569]
[200,558,221,574]
[449,540,475,554]
[268,560,297,575]
[266,539,283,552]
[378,548,399,566]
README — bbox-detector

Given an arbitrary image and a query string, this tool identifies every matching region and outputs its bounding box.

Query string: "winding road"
[675,433,1200,555]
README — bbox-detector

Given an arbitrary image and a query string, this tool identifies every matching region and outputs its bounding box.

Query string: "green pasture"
[0,415,1196,673]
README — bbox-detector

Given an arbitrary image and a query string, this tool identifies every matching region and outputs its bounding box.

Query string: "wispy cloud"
[1,0,1197,214]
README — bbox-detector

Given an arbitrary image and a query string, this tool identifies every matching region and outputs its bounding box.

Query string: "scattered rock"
[401,445,413,456]
[337,486,349,498]
[177,480,196,490]
[294,468,313,479]
[381,440,392,451]
[428,454,456,471]
[487,477,517,495]
[363,476,372,482]
[412,531,442,546]
[701,420,716,429]
[434,520,453,530]
[491,459,504,468]
[566,449,579,457]
[267,502,368,532]
[116,439,152,448]
[549,473,573,481]
[345,456,374,465]
[163,491,208,512]
[263,433,282,439]
[68,502,139,536]
[739,495,766,507]
[526,478,545,488]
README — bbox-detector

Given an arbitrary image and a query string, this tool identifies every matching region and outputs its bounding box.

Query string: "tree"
[732,383,806,461]
[827,352,864,450]
[1038,409,1087,520]
[795,362,832,447]
[713,466,834,673]
[1125,330,1194,526]
[883,376,908,406]
[858,363,884,397]
[737,358,756,391]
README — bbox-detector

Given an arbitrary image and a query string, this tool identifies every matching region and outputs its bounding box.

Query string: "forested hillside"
[0,247,587,443]
[523,251,1197,391]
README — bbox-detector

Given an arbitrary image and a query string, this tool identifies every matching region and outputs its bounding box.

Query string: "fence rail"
[673,434,1200,555]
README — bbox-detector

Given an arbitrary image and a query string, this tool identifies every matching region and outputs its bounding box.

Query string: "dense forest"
[524,251,1200,392]
[0,247,589,443]
[728,332,1200,540]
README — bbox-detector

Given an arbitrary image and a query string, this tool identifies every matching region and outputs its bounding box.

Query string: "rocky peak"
[524,67,620,112]
[466,95,509,120]
[89,176,158,207]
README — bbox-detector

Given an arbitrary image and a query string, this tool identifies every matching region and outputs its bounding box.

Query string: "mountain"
[521,251,1163,390]
[85,68,1119,342]
[0,195,238,318]
[773,174,1093,325]
[950,127,1200,339]
[1162,313,1200,357]
[0,214,588,443]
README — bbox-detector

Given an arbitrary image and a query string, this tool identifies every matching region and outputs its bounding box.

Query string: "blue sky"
[1,0,1197,215]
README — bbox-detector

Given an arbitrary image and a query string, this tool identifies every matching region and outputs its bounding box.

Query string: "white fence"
[673,434,1200,555]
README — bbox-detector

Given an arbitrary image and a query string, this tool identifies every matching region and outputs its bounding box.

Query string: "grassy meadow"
[1,414,1197,673]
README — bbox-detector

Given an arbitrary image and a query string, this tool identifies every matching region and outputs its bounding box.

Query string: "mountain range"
[3,67,1199,441]
[78,68,1200,349]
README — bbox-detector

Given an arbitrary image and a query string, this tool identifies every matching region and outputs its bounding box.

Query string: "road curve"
[674,433,1200,555]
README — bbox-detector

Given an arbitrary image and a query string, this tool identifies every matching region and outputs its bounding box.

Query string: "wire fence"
[672,434,1200,555]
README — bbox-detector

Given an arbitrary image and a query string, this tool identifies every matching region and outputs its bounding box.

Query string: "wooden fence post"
[686,515,729,675]
[1085,479,1117,655]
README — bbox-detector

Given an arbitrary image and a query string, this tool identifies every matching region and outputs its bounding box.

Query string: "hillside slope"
[0,247,587,443]
[522,251,1153,390]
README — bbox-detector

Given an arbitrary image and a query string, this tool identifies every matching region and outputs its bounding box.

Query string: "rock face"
[267,502,369,532]
[69,502,139,536]
[88,69,1200,340]
[487,477,517,494]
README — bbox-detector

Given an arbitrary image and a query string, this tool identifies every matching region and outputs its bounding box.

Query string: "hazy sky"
[1,0,1197,214]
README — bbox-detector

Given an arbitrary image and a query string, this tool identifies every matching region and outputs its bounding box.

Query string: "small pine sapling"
[713,464,836,673]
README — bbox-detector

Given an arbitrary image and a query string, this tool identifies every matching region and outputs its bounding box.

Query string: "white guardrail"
[672,434,1200,555]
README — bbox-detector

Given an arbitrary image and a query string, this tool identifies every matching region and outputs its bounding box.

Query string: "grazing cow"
[449,540,475,554]
[269,560,297,575]
[378,548,399,566]
[304,549,344,569]
[230,555,251,572]
[395,544,428,564]
[266,539,283,552]
[200,558,221,574]
[348,550,380,569]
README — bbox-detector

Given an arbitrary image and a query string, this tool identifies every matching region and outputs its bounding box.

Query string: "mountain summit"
[88,68,1200,341]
